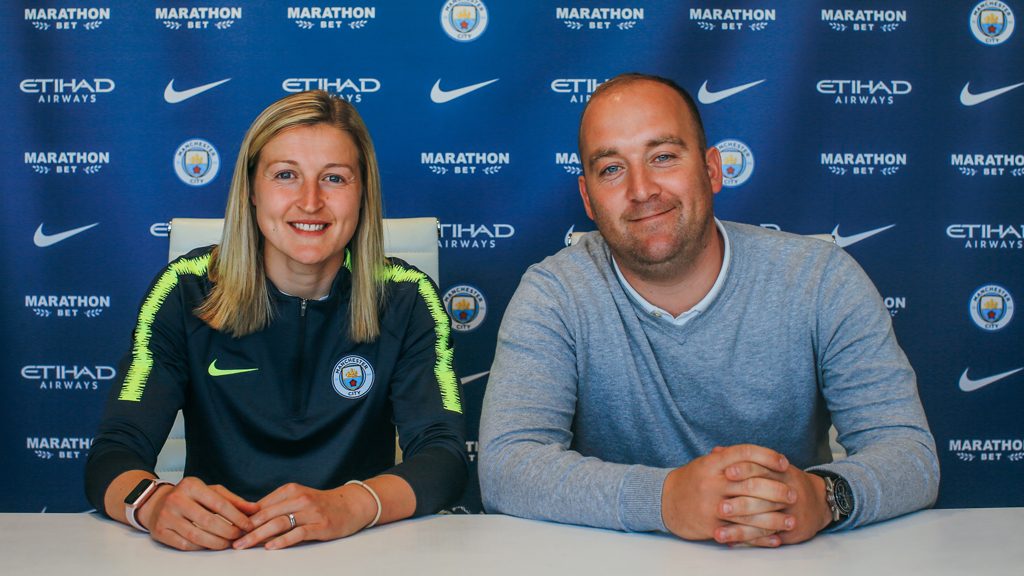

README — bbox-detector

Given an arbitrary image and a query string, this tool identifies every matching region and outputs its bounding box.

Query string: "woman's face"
[252,123,362,282]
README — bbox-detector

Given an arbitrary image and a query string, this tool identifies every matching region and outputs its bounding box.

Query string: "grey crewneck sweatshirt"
[480,221,938,533]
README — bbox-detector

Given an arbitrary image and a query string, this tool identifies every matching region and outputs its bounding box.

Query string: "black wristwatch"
[124,478,174,532]
[810,471,854,525]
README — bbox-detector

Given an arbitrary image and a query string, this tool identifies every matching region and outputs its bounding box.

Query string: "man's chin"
[618,240,685,269]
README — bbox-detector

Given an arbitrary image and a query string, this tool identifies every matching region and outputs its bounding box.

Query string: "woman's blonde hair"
[197,90,386,342]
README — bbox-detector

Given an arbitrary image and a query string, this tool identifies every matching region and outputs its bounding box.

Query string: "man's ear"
[578,174,595,220]
[705,146,724,195]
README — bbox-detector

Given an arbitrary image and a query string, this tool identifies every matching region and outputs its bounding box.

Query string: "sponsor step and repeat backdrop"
[2,2,1021,513]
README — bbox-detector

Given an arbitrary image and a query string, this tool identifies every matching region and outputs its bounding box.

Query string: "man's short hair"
[579,72,708,158]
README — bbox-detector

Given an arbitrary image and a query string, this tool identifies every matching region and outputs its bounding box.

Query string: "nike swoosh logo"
[697,79,766,104]
[960,81,1024,107]
[164,78,232,104]
[33,223,99,247]
[430,78,499,104]
[460,371,489,385]
[830,224,895,248]
[959,367,1023,392]
[208,360,258,377]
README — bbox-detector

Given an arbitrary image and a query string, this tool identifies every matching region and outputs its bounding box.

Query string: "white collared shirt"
[612,218,732,327]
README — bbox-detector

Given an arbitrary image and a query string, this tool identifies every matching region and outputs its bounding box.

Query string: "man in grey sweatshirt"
[478,73,938,547]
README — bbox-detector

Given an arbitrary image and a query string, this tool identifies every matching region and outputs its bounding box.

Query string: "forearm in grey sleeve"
[478,268,671,532]
[810,250,939,529]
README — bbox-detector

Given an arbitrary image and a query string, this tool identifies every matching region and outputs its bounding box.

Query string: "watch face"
[124,479,154,505]
[833,478,854,516]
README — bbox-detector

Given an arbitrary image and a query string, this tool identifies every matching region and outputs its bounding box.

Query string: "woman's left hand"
[232,482,378,550]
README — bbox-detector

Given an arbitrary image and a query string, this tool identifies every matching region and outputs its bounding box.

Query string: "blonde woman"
[85,91,465,550]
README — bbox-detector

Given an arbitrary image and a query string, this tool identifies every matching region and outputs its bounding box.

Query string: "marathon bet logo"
[155,6,242,30]
[421,152,509,175]
[821,9,907,32]
[24,7,110,31]
[821,152,906,176]
[438,223,515,249]
[949,438,1024,463]
[20,78,114,105]
[817,79,911,105]
[26,436,93,460]
[282,78,380,102]
[950,152,1024,177]
[25,151,110,175]
[947,224,1024,250]
[884,296,907,317]
[22,365,115,391]
[556,6,645,30]
[690,7,776,31]
[550,78,604,103]
[556,152,582,175]
[25,294,111,319]
[287,6,375,30]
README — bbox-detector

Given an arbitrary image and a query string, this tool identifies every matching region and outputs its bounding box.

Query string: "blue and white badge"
[332,355,375,399]
[969,284,1014,331]
[174,138,220,186]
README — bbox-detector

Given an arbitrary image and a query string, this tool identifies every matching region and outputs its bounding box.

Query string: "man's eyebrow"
[647,136,687,149]
[587,147,619,169]
[587,136,689,169]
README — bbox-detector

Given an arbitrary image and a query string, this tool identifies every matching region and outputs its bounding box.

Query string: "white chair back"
[155,216,440,482]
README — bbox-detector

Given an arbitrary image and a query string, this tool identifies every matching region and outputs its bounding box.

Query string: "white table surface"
[2,508,1021,576]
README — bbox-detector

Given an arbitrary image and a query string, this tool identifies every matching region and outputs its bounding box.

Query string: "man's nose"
[626,167,659,202]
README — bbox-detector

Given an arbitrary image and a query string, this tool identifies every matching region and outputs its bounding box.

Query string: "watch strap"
[125,479,174,532]
[809,470,853,526]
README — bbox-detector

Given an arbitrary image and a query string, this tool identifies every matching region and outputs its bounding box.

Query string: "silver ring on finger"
[287,513,296,530]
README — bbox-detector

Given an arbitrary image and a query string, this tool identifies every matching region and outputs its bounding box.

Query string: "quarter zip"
[293,298,309,415]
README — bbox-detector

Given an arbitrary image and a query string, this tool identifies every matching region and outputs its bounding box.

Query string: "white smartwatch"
[124,478,174,532]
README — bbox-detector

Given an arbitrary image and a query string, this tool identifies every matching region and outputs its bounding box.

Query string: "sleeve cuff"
[618,466,672,532]
[385,445,468,517]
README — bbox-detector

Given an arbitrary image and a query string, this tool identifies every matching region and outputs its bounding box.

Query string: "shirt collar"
[612,218,731,326]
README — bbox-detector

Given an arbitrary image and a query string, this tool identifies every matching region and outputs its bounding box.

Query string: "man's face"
[577,80,723,277]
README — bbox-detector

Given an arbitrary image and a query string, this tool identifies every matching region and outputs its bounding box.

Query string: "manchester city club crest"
[969,284,1014,331]
[441,0,488,41]
[173,138,220,186]
[332,355,375,398]
[971,1,1015,45]
[714,139,755,188]
[443,284,487,332]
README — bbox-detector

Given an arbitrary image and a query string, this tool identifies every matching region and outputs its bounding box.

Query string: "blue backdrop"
[3,1,1022,512]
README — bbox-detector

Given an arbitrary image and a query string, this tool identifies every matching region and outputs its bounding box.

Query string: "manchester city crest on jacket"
[332,355,375,398]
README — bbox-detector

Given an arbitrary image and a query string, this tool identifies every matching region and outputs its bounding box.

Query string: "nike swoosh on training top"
[430,78,499,104]
[164,78,232,104]
[33,223,99,247]
[460,371,490,385]
[959,367,1023,392]
[697,79,766,104]
[959,81,1024,107]
[830,224,895,248]
[208,360,259,377]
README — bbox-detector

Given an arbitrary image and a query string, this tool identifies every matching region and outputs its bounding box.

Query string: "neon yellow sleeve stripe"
[118,254,211,402]
[378,263,462,414]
